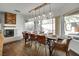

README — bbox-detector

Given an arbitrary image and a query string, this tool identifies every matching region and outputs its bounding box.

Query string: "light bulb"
[38,16,40,18]
[49,12,52,16]
[42,14,45,17]
[34,17,36,19]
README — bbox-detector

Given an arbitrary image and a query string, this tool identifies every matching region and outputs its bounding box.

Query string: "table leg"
[48,40,55,56]
[49,46,52,56]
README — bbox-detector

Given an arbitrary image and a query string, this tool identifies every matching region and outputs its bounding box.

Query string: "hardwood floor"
[3,39,49,56]
[3,39,78,56]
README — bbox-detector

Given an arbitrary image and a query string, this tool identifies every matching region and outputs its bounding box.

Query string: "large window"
[64,14,79,35]
[24,18,55,35]
[25,21,34,32]
[42,18,55,35]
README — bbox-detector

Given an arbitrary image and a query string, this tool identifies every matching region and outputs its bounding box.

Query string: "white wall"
[15,14,25,38]
[55,15,65,36]
[55,16,61,36]
[4,14,25,43]
[0,12,5,33]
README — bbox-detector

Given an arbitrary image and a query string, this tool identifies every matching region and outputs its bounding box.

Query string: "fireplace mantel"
[4,24,16,29]
[4,24,16,27]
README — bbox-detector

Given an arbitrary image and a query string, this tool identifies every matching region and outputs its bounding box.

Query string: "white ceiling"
[0,3,79,19]
[0,3,42,15]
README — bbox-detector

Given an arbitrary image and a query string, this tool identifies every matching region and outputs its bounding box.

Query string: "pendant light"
[33,9,37,20]
[31,11,34,21]
[49,3,52,18]
[38,8,41,19]
[42,6,46,19]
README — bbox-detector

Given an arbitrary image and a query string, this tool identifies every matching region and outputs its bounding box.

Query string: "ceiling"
[0,3,79,19]
[0,3,42,15]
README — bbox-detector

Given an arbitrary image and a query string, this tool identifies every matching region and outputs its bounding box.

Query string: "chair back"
[22,32,26,39]
[36,35,46,44]
[25,32,29,39]
[61,38,72,50]
[30,33,36,41]
[22,32,29,39]
[66,38,72,50]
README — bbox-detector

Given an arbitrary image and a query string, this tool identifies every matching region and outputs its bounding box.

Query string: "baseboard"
[4,38,23,45]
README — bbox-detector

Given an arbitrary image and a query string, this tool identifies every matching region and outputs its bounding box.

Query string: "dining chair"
[53,38,72,56]
[29,33,36,47]
[36,35,48,55]
[22,32,25,39]
[22,32,29,44]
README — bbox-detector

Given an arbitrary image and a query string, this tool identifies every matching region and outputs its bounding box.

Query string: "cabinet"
[5,12,16,24]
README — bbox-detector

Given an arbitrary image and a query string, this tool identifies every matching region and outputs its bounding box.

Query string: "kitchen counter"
[0,32,4,56]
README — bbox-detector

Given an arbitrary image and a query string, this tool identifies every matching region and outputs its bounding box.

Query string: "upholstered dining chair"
[36,35,48,55]
[22,32,25,39]
[53,38,72,56]
[29,33,36,47]
[22,32,29,44]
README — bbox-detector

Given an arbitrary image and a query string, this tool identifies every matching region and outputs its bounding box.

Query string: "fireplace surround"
[4,29,14,37]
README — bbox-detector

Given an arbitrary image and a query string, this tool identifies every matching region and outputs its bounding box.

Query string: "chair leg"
[45,45,47,56]
[30,40,32,47]
[66,51,69,56]
[35,41,37,50]
[53,48,56,56]
[34,41,39,55]
[25,39,26,44]
[37,43,40,55]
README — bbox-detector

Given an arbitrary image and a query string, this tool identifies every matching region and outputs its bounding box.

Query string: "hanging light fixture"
[28,13,31,21]
[34,10,36,20]
[42,6,46,18]
[31,11,34,21]
[30,12,32,21]
[48,3,52,18]
[38,8,41,19]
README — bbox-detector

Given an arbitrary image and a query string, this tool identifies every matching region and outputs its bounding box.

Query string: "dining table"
[36,33,58,56]
[46,35,58,56]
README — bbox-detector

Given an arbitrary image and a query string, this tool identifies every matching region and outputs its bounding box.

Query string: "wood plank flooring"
[3,39,49,56]
[3,39,78,56]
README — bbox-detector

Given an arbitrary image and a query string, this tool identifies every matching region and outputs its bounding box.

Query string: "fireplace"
[4,29,14,37]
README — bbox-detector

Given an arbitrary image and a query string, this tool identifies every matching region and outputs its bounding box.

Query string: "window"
[42,18,55,35]
[64,14,79,35]
[25,21,34,32]
[24,18,55,35]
